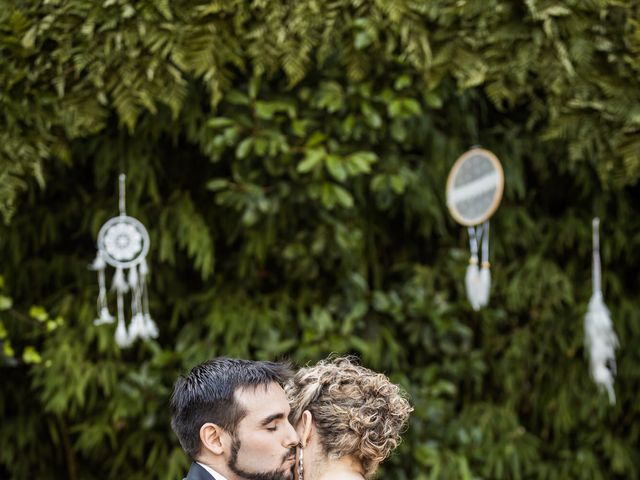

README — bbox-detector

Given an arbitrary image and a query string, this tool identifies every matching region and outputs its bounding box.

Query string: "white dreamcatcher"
[91,174,158,347]
[446,147,504,310]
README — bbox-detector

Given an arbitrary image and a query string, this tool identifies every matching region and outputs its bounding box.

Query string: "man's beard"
[227,435,296,480]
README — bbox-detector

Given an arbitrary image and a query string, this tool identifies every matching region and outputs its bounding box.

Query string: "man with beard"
[171,357,300,480]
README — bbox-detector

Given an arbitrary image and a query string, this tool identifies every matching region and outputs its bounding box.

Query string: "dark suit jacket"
[184,462,216,480]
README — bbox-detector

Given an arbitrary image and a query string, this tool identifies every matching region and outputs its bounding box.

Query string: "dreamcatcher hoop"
[97,215,150,269]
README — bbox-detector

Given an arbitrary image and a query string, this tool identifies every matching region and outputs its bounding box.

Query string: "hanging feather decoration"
[91,174,158,347]
[446,148,503,311]
[477,222,491,309]
[464,222,491,311]
[584,218,618,404]
[465,226,482,310]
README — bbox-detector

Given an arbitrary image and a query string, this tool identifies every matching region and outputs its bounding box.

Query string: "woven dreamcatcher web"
[446,147,504,311]
[90,174,158,347]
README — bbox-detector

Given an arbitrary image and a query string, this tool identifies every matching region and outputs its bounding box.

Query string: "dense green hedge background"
[1,1,639,479]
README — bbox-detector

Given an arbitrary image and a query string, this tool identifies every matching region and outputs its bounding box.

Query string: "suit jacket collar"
[185,462,218,480]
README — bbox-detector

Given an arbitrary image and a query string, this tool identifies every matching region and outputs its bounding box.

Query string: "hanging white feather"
[465,258,482,311]
[91,253,106,271]
[94,307,114,326]
[112,267,129,293]
[143,313,159,339]
[478,263,491,308]
[128,313,145,341]
[90,252,114,325]
[139,258,158,339]
[477,222,491,308]
[114,293,131,348]
[584,218,618,405]
[465,226,482,310]
[139,258,149,277]
[115,318,131,348]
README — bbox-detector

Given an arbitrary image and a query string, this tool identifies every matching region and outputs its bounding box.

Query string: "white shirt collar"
[196,462,229,480]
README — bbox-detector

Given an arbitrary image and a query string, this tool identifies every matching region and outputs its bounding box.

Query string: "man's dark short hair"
[170,357,293,459]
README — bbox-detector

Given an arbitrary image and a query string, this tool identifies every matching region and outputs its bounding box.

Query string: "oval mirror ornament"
[446,147,504,227]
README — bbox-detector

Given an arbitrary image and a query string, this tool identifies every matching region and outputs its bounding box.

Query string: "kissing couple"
[171,356,413,480]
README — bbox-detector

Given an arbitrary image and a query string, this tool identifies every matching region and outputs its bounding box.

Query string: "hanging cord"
[467,226,479,263]
[592,218,601,295]
[465,225,483,310]
[481,222,490,267]
[119,174,126,216]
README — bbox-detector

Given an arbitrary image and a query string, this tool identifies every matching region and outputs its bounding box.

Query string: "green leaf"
[3,341,14,358]
[29,305,48,322]
[305,131,327,148]
[0,295,12,311]
[206,117,235,129]
[390,174,406,194]
[22,346,42,364]
[235,138,253,159]
[361,102,382,129]
[425,91,443,109]
[206,179,230,191]
[354,31,372,50]
[21,26,37,49]
[333,185,354,208]
[325,155,347,181]
[225,90,251,106]
[255,101,275,120]
[298,147,326,173]
[394,75,412,90]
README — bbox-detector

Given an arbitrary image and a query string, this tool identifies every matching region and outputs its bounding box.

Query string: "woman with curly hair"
[285,356,413,480]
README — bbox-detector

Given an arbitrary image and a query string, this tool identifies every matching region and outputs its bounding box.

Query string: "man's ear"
[199,423,226,456]
[298,410,314,448]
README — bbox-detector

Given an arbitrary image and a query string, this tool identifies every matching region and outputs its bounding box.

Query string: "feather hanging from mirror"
[90,174,158,347]
[584,218,618,404]
[465,222,491,310]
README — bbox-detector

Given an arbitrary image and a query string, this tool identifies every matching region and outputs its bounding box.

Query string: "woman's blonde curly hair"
[286,356,413,477]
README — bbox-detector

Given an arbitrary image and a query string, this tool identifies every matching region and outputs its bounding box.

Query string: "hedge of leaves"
[1,1,639,479]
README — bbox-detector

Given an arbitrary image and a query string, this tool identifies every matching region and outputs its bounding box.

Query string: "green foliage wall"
[1,0,639,479]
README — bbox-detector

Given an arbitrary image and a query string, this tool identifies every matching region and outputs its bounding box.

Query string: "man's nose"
[282,420,300,447]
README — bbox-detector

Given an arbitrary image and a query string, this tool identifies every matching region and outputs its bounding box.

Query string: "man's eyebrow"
[260,413,285,426]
